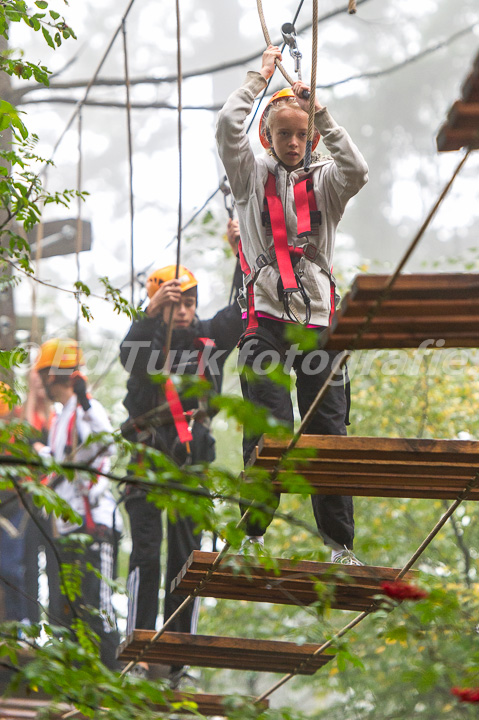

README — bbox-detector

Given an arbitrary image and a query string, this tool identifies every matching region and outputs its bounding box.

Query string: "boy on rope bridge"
[216,45,368,564]
[119,220,242,685]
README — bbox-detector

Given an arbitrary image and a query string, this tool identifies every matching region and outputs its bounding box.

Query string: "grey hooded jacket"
[216,70,369,326]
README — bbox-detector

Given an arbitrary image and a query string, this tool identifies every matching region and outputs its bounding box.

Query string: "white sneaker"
[126,663,149,679]
[238,535,265,555]
[169,666,201,691]
[332,546,364,566]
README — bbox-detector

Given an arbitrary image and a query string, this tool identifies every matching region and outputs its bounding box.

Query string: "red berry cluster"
[380,581,428,601]
[451,687,479,703]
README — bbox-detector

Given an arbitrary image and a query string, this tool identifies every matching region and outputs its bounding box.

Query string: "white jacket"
[45,394,122,535]
[216,71,369,326]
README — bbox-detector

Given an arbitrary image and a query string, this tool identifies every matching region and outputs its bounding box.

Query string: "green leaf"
[41,25,55,48]
[35,1,49,8]
[0,347,28,370]
[0,100,28,140]
[5,9,23,23]
[28,16,41,31]
[74,280,91,296]
[0,114,10,132]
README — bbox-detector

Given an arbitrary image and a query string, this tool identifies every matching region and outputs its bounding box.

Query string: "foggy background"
[8,0,479,405]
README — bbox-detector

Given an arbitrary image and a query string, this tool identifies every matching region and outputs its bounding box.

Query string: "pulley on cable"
[281,22,309,98]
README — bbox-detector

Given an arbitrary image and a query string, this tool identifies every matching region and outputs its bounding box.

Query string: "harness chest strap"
[164,378,193,444]
[163,337,216,446]
[293,173,317,237]
[60,406,97,532]
[263,172,298,293]
[239,172,336,333]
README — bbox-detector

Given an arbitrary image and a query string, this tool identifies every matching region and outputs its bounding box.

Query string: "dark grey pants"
[126,493,202,634]
[50,530,120,670]
[239,317,354,549]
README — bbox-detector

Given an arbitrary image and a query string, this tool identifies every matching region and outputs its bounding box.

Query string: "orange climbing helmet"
[0,381,12,418]
[146,265,197,299]
[34,338,84,372]
[259,87,320,151]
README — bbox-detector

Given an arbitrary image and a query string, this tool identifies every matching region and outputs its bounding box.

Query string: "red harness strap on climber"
[240,172,336,334]
[195,337,215,378]
[264,173,299,293]
[238,239,259,337]
[263,172,321,323]
[294,175,318,237]
[63,407,96,532]
[163,337,217,446]
[164,378,193,444]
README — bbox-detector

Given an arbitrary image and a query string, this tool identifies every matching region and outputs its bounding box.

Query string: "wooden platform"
[0,699,79,720]
[247,435,479,500]
[171,551,418,612]
[117,630,334,675]
[0,694,266,718]
[437,49,479,151]
[321,273,479,350]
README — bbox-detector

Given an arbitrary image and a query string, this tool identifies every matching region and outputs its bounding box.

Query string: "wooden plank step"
[330,316,479,334]
[117,631,333,675]
[155,692,268,716]
[338,297,479,318]
[0,698,42,719]
[171,551,418,612]
[349,273,479,300]
[0,694,266,718]
[462,65,479,103]
[437,50,479,151]
[246,435,479,500]
[325,332,479,350]
[436,126,479,152]
[322,273,479,349]
[154,693,268,716]
[446,100,479,130]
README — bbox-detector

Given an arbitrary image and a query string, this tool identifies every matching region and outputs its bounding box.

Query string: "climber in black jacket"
[119,220,242,681]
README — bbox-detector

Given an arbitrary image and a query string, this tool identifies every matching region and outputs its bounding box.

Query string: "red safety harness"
[163,336,216,448]
[50,405,100,532]
[239,172,336,340]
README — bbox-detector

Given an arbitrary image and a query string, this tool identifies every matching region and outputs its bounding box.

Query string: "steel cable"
[121,19,135,306]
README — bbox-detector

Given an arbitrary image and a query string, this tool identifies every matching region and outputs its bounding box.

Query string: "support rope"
[256,0,295,85]
[71,109,84,464]
[29,170,48,346]
[121,19,135,307]
[75,110,83,348]
[304,0,318,171]
[161,0,184,368]
[118,0,186,682]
